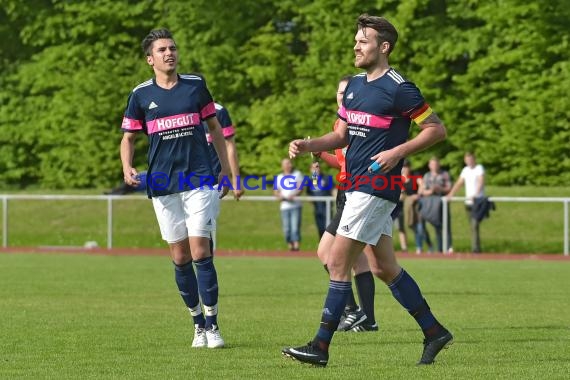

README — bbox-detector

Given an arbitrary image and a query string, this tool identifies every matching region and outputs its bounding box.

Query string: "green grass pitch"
[1,253,569,379]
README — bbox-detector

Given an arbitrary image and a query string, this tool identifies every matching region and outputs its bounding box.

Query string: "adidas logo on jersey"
[341,225,350,232]
[149,101,158,109]
[347,92,354,99]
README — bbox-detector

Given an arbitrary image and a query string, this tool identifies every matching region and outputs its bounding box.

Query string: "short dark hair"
[142,28,174,56]
[357,14,398,54]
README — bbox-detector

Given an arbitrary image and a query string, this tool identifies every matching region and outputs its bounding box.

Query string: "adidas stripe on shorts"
[336,191,396,245]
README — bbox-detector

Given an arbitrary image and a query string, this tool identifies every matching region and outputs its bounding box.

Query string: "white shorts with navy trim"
[151,189,216,243]
[336,191,396,246]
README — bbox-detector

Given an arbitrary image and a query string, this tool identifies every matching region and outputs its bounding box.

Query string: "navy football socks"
[174,261,205,327]
[194,256,219,328]
[314,280,352,351]
[388,269,442,337]
[324,264,358,311]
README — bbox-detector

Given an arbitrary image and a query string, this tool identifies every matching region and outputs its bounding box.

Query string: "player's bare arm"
[206,117,231,198]
[447,177,464,199]
[289,122,348,159]
[370,112,446,173]
[120,132,141,187]
[319,152,342,170]
[225,136,244,200]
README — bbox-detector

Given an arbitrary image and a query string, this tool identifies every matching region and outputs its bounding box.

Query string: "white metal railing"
[0,194,333,250]
[1,194,568,255]
[441,196,570,255]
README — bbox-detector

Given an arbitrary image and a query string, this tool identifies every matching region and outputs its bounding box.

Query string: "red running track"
[1,246,569,261]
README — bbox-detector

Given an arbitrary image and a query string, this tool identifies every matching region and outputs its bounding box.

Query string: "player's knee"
[326,259,349,280]
[169,240,191,265]
[316,247,328,265]
[374,263,401,284]
[352,257,371,275]
[191,246,211,261]
[362,257,382,279]
[171,251,192,266]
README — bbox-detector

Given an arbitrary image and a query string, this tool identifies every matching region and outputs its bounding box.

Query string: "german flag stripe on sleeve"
[410,103,433,124]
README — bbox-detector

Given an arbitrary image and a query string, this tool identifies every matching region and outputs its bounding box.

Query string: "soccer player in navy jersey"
[314,75,378,333]
[283,14,453,366]
[202,102,244,249]
[120,29,230,349]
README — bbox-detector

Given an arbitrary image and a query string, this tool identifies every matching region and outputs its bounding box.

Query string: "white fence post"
[442,197,448,253]
[564,199,569,256]
[2,196,7,248]
[107,197,113,250]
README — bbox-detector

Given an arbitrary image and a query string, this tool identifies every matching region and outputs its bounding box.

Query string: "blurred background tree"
[0,0,568,188]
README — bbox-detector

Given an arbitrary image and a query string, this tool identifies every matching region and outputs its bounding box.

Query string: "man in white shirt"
[447,152,485,252]
[274,158,304,251]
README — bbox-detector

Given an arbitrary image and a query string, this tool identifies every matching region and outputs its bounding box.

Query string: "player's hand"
[289,139,307,159]
[217,172,230,199]
[233,188,244,201]
[123,167,141,187]
[369,149,402,173]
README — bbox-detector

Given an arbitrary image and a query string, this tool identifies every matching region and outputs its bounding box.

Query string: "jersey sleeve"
[216,107,235,139]
[121,92,144,132]
[394,82,433,125]
[198,81,216,121]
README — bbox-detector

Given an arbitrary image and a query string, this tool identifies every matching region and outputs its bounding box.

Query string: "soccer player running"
[282,14,453,366]
[313,75,378,333]
[120,29,230,349]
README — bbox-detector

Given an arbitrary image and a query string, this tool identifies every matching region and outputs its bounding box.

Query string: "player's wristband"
[368,161,381,173]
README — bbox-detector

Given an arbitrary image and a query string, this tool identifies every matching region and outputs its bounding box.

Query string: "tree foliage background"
[1,0,568,188]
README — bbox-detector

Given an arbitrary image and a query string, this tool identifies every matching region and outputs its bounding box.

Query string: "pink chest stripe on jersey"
[147,113,200,134]
[345,110,392,129]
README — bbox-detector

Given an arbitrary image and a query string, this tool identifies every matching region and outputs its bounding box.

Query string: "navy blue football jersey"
[338,69,430,203]
[203,103,235,178]
[121,74,216,197]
